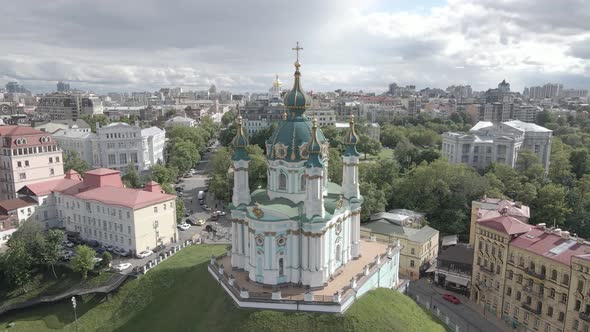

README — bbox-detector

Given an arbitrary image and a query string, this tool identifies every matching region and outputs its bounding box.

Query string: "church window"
[336,244,341,262]
[279,172,287,191]
[255,235,264,247]
[300,175,306,191]
[279,258,284,276]
[277,235,286,246]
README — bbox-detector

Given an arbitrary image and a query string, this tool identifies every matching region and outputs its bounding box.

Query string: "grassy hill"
[0,245,445,332]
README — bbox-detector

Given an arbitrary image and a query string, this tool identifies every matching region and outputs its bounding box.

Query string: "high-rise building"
[0,126,65,200]
[56,81,71,92]
[36,93,104,120]
[498,80,511,93]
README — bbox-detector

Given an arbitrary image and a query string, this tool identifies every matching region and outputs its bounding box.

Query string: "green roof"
[268,116,326,162]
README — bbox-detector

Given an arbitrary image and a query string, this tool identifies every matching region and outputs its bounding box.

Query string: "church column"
[352,212,361,258]
[302,235,308,270]
[231,221,237,253]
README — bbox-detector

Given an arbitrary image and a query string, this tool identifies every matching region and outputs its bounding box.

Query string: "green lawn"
[360,147,394,162]
[0,244,445,332]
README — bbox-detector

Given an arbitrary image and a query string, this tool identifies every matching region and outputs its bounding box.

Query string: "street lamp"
[71,296,79,332]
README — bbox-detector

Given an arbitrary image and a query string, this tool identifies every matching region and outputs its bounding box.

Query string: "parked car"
[153,244,166,252]
[93,257,103,265]
[177,223,191,231]
[85,240,100,248]
[136,250,154,259]
[114,248,129,257]
[104,244,114,251]
[61,250,75,261]
[196,219,206,226]
[63,241,75,248]
[442,294,461,304]
[113,263,132,272]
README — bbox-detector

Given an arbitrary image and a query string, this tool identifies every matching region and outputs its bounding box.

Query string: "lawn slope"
[0,245,445,332]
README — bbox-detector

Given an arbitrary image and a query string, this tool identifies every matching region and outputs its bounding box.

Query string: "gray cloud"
[0,0,589,93]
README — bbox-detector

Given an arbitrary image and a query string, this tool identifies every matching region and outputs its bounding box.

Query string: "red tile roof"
[511,227,590,266]
[0,125,56,148]
[478,215,531,235]
[0,197,37,212]
[18,168,175,209]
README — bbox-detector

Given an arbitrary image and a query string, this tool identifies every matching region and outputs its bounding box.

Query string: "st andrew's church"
[229,46,363,288]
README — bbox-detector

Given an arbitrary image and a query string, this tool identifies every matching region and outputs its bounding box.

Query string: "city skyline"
[1,0,590,93]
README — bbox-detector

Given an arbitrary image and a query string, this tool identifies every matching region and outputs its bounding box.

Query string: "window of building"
[558,312,564,322]
[19,173,26,180]
[127,211,130,218]
[49,157,53,163]
[128,226,131,234]
[507,287,512,296]
[551,269,558,280]
[17,161,21,167]
[56,156,60,162]
[50,168,54,175]
[410,260,415,268]
[131,153,138,163]
[279,172,287,191]
[516,291,521,300]
[120,153,127,164]
[25,160,29,167]
[547,306,553,317]
[563,274,570,286]
[108,154,116,164]
[154,207,158,213]
[549,289,555,298]
[411,248,415,255]
[561,293,567,303]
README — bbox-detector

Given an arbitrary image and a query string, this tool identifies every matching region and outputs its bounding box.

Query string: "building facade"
[362,211,439,280]
[53,122,165,174]
[36,93,104,120]
[442,120,552,171]
[17,168,177,254]
[472,210,590,332]
[0,126,65,200]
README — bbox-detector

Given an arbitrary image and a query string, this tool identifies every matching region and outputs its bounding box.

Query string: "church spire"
[306,117,323,168]
[283,41,311,114]
[343,114,360,157]
[231,113,250,161]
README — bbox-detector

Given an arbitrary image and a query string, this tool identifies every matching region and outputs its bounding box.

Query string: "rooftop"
[477,214,531,235]
[361,219,438,244]
[437,244,474,265]
[511,226,590,266]
[18,168,175,209]
[0,197,37,212]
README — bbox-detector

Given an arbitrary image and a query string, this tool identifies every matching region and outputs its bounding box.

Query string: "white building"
[53,123,166,174]
[442,120,552,171]
[165,116,196,127]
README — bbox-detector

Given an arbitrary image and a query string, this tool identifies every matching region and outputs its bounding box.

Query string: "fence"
[134,239,197,277]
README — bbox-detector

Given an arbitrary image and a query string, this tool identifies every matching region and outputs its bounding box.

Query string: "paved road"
[408,278,510,332]
[110,144,232,273]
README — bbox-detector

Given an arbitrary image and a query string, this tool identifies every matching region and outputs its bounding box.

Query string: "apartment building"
[469,197,530,245]
[53,122,165,174]
[0,126,65,200]
[36,93,104,120]
[17,168,177,254]
[472,209,590,332]
[0,197,37,246]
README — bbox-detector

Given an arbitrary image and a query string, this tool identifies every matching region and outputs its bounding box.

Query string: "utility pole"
[71,296,79,332]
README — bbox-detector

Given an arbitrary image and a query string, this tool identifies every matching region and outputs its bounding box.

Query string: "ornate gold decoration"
[337,194,343,210]
[299,143,309,159]
[274,143,287,159]
[290,127,297,160]
[253,202,264,219]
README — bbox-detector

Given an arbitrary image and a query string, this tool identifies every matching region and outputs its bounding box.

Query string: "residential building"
[469,198,530,245]
[0,126,65,200]
[362,210,439,279]
[442,120,552,171]
[17,169,178,254]
[53,122,165,174]
[0,197,37,246]
[512,105,542,123]
[36,93,104,120]
[435,243,474,295]
[56,82,71,92]
[471,209,590,332]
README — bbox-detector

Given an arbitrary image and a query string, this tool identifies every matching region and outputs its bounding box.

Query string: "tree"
[168,139,201,175]
[359,182,387,222]
[380,125,406,148]
[246,145,267,191]
[328,148,343,184]
[176,198,185,224]
[42,229,64,278]
[570,148,590,180]
[394,138,419,170]
[535,110,555,127]
[532,183,571,226]
[549,138,574,186]
[0,240,34,292]
[101,251,112,268]
[516,149,540,173]
[63,150,89,174]
[122,162,142,188]
[322,126,344,150]
[250,125,276,152]
[149,164,179,185]
[357,135,382,160]
[80,114,110,132]
[221,111,235,127]
[219,124,237,147]
[71,245,96,279]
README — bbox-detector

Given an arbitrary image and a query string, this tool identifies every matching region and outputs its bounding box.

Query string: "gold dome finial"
[312,117,318,128]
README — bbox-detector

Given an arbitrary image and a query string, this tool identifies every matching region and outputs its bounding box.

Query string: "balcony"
[525,268,546,280]
[521,303,542,315]
[580,312,590,323]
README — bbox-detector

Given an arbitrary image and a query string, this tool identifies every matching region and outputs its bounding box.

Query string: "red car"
[442,294,461,304]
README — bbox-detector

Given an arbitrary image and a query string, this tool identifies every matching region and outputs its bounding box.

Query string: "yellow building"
[469,198,529,245]
[472,210,590,332]
[361,211,439,279]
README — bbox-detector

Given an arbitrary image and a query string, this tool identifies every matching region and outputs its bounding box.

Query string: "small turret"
[306,118,323,168]
[343,114,360,157]
[231,115,250,161]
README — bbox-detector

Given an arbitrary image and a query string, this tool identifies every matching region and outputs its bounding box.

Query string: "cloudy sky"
[1,0,590,94]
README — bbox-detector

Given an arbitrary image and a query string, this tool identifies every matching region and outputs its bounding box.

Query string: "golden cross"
[292,41,303,62]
